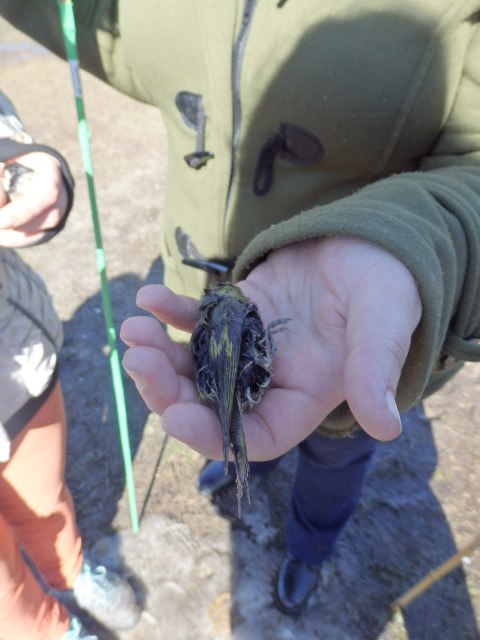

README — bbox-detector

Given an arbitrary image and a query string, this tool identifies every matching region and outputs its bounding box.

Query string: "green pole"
[58,0,139,533]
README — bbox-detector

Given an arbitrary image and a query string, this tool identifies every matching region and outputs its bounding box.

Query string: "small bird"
[190,282,289,516]
[2,161,34,200]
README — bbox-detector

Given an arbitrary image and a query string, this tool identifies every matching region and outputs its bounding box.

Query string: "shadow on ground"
[61,257,164,543]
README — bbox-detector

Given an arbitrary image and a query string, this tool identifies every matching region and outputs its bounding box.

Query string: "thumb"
[343,271,421,441]
[344,340,405,441]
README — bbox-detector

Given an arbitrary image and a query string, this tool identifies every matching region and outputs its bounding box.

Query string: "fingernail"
[122,358,144,391]
[386,390,402,431]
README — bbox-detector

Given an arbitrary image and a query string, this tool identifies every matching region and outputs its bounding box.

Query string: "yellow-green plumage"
[191,282,288,516]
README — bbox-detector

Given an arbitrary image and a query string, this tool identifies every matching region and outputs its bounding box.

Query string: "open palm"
[121,237,421,460]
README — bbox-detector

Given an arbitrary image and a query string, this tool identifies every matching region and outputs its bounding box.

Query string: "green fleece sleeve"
[234,24,480,413]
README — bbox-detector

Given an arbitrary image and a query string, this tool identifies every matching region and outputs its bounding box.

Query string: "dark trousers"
[250,428,377,565]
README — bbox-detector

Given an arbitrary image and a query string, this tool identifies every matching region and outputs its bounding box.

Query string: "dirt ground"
[0,18,479,640]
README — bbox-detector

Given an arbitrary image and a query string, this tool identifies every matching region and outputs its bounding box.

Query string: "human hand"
[0,151,69,247]
[121,237,422,461]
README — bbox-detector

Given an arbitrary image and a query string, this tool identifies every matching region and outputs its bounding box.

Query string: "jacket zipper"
[226,0,258,214]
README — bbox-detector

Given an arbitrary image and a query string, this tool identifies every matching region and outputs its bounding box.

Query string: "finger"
[344,274,421,441]
[345,341,404,440]
[136,285,198,332]
[163,387,334,461]
[0,167,7,207]
[122,345,198,415]
[120,316,193,377]
[0,194,64,231]
[0,228,54,248]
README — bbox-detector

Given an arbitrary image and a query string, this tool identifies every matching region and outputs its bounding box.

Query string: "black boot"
[274,552,319,616]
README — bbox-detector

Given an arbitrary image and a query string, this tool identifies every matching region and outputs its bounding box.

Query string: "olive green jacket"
[3,0,479,433]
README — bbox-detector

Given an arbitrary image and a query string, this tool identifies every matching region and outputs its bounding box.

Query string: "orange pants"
[0,381,83,640]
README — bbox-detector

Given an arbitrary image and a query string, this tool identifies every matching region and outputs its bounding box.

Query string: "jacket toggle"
[438,331,480,371]
[175,227,235,277]
[253,123,324,196]
[176,91,214,169]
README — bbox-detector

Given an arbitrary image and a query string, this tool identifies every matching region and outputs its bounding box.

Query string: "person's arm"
[0,0,145,103]
[232,20,480,415]
[120,236,421,459]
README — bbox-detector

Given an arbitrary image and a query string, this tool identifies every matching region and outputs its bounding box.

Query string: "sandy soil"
[0,17,479,640]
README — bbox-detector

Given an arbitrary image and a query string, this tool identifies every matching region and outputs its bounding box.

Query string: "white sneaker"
[61,616,99,639]
[71,561,140,630]
[56,561,140,631]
